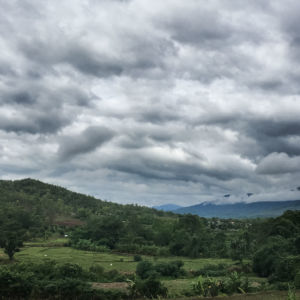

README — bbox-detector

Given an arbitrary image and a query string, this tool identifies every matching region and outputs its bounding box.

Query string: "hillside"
[173,200,300,218]
[1,178,300,299]
[0,178,171,222]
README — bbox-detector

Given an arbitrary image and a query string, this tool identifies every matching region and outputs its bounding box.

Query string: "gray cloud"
[256,152,300,174]
[58,126,115,160]
[0,112,68,134]
[0,0,300,206]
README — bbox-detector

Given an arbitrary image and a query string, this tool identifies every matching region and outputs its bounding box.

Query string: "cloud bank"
[0,0,300,206]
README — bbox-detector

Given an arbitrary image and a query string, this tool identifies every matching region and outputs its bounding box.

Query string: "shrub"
[57,263,84,279]
[253,245,279,277]
[72,238,109,252]
[89,265,105,281]
[129,275,168,299]
[222,271,244,295]
[0,267,34,298]
[34,278,92,299]
[154,260,185,278]
[105,269,123,281]
[192,272,253,297]
[288,283,296,300]
[273,281,289,290]
[136,261,155,279]
[193,263,227,277]
[295,271,300,288]
[273,256,300,283]
[192,276,220,297]
[134,254,142,262]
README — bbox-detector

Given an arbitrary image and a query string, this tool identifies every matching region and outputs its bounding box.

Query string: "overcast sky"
[1,0,300,206]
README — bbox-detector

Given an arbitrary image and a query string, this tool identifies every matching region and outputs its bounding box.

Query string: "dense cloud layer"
[0,0,300,206]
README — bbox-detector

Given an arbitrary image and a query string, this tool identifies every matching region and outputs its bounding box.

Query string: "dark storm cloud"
[58,126,115,160]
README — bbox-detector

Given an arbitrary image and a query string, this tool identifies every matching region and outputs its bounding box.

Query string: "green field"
[0,238,235,273]
[1,240,298,299]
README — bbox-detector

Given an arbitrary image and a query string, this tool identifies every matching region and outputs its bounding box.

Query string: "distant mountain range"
[154,200,300,218]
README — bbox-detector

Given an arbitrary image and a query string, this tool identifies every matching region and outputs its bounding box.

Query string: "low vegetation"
[0,178,299,299]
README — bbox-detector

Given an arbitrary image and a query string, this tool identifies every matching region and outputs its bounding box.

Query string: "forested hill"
[0,178,172,223]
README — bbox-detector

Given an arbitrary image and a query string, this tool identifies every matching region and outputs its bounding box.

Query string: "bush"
[221,271,244,295]
[129,275,168,299]
[192,276,220,297]
[193,263,227,277]
[134,254,142,262]
[192,272,253,297]
[0,267,34,298]
[295,271,300,288]
[253,245,280,277]
[0,263,130,299]
[154,260,185,278]
[89,265,105,281]
[270,256,300,283]
[136,261,155,279]
[57,263,84,279]
[72,238,109,252]
[272,281,289,291]
[288,283,296,300]
[34,278,92,299]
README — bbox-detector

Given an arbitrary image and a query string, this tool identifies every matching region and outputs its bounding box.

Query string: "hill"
[173,200,300,218]
[1,177,300,300]
[0,178,171,224]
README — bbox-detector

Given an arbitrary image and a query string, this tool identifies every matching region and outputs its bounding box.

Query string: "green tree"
[0,233,23,260]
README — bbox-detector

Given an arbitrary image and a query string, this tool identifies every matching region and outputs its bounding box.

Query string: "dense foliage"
[0,178,299,298]
[0,261,128,299]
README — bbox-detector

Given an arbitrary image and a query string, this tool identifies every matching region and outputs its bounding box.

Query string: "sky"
[0,0,300,206]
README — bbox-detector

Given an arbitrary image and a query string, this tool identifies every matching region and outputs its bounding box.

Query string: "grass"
[0,238,236,273]
[163,278,195,297]
[13,247,138,272]
[1,241,298,299]
[162,276,268,298]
